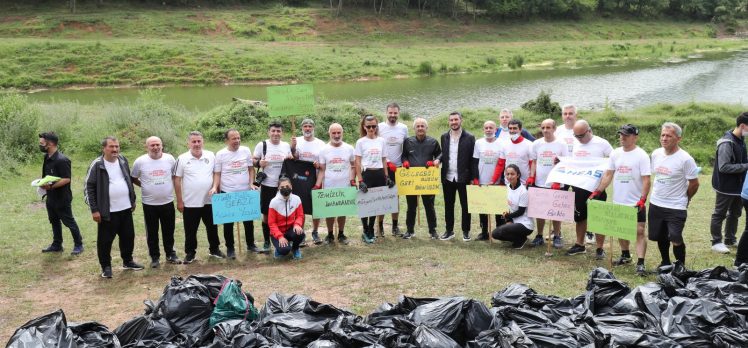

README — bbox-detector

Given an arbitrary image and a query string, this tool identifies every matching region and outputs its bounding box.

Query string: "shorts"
[260,185,279,215]
[648,203,687,244]
[637,207,646,223]
[572,186,607,222]
[362,169,386,188]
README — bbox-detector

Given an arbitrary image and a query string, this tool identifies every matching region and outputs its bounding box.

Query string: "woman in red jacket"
[268,176,306,259]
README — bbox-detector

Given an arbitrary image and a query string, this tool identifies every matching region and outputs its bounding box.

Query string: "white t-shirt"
[354,137,387,170]
[104,159,132,212]
[554,126,577,154]
[174,150,215,208]
[507,184,534,231]
[295,137,326,163]
[473,138,502,184]
[214,146,252,193]
[500,139,532,184]
[608,147,651,206]
[254,140,292,188]
[319,143,355,188]
[131,154,175,205]
[378,122,408,166]
[650,148,699,210]
[572,135,613,159]
[496,127,511,143]
[530,138,569,188]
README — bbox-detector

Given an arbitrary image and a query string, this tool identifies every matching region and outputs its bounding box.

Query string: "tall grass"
[0,94,39,174]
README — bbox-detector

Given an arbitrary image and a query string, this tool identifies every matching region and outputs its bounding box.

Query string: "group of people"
[36,102,748,278]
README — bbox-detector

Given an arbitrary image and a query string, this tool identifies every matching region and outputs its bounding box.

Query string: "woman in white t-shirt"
[355,115,392,244]
[491,164,535,249]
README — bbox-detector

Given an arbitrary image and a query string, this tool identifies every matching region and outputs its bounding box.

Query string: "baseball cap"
[301,118,315,126]
[617,124,639,136]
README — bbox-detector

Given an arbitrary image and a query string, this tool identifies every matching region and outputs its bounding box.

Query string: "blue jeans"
[271,227,306,255]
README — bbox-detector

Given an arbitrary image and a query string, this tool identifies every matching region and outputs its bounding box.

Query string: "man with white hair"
[402,117,442,239]
[649,122,699,270]
[291,118,326,245]
[473,120,502,241]
[315,123,356,245]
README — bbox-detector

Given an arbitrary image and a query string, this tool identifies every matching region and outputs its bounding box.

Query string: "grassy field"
[1,5,747,89]
[1,103,743,342]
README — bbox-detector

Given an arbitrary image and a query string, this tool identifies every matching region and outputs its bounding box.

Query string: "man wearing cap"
[402,117,442,239]
[291,118,327,245]
[591,124,651,275]
[315,123,356,244]
[38,132,84,255]
[378,102,409,237]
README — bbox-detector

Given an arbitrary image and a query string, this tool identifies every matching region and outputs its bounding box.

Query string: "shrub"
[416,61,434,75]
[0,93,40,174]
[507,55,524,69]
[521,90,561,117]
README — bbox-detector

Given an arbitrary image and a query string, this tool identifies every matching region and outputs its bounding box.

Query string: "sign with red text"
[526,187,575,222]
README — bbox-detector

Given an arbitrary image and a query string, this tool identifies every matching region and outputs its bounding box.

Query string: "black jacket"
[42,151,73,204]
[712,130,748,195]
[440,129,475,184]
[403,135,441,167]
[84,155,136,221]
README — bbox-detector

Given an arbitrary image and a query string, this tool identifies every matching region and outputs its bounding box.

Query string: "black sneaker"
[338,233,349,245]
[475,232,489,241]
[248,244,262,253]
[566,244,586,256]
[462,231,471,242]
[612,255,632,266]
[209,249,226,259]
[183,254,196,264]
[299,239,308,248]
[312,232,323,245]
[101,266,112,278]
[636,264,646,276]
[392,225,402,237]
[123,261,144,270]
[585,232,595,245]
[725,239,737,246]
[513,238,528,250]
[595,248,606,260]
[150,258,160,269]
[42,244,63,253]
[227,248,236,259]
[166,254,182,264]
[262,241,271,252]
[530,235,544,247]
[429,231,438,240]
[402,232,414,240]
[440,231,455,241]
[325,233,335,244]
[71,245,84,255]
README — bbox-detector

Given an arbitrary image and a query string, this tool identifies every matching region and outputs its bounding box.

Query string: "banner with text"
[212,190,262,224]
[356,186,399,218]
[395,167,441,195]
[267,84,315,118]
[526,187,575,222]
[587,200,637,241]
[466,185,508,215]
[311,187,359,219]
[545,156,608,192]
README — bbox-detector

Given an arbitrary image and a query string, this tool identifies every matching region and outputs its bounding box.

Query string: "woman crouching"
[492,164,535,249]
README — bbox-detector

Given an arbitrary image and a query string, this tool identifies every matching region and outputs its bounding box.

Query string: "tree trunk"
[70,0,76,14]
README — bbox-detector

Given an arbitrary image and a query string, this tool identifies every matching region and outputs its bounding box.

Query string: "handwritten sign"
[267,84,315,118]
[356,186,399,218]
[211,191,261,224]
[312,187,359,219]
[396,167,441,195]
[526,187,575,222]
[466,185,508,215]
[587,200,637,241]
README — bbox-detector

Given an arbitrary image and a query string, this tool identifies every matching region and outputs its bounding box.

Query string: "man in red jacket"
[268,176,306,260]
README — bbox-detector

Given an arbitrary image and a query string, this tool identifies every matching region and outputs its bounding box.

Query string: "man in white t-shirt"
[174,131,221,264]
[472,120,502,240]
[528,119,569,248]
[212,129,258,258]
[491,119,532,185]
[378,102,409,237]
[315,123,356,245]
[554,104,578,154]
[131,136,179,268]
[254,121,294,252]
[291,118,327,244]
[495,108,535,142]
[565,120,613,258]
[649,122,700,270]
[591,125,651,275]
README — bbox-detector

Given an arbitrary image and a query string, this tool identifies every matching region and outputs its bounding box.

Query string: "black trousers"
[46,199,82,247]
[735,199,748,266]
[479,214,503,233]
[220,191,255,250]
[442,179,470,233]
[183,205,220,256]
[271,227,306,256]
[142,202,176,259]
[492,222,533,246]
[405,195,436,232]
[97,209,135,268]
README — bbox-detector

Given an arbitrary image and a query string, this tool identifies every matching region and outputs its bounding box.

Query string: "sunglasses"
[573,130,588,139]
[365,125,378,130]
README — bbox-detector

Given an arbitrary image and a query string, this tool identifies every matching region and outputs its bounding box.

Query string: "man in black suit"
[439,112,476,241]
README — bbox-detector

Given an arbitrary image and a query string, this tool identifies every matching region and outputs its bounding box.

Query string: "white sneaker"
[711,243,730,254]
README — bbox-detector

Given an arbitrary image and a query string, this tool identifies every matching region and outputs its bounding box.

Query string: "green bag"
[208,279,258,327]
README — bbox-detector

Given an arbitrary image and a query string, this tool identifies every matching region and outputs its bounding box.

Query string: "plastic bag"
[611,282,670,318]
[408,297,491,344]
[69,321,121,347]
[184,274,228,302]
[259,293,310,319]
[6,309,77,348]
[466,321,532,348]
[156,276,214,344]
[113,300,176,346]
[258,312,329,346]
[491,284,536,308]
[408,325,460,348]
[584,267,631,315]
[660,296,747,346]
[209,279,259,328]
[205,319,270,348]
[324,314,383,347]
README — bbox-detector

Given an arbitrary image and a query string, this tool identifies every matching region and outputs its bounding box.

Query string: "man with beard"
[291,118,326,245]
[439,112,475,242]
[472,121,502,241]
[378,102,409,237]
[315,123,356,244]
[401,118,442,239]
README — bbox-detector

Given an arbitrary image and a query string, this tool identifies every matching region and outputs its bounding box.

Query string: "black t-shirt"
[281,159,317,215]
[42,151,73,203]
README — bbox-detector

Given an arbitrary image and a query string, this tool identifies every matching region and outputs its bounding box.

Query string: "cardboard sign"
[311,187,359,219]
[587,200,638,241]
[526,187,575,222]
[356,186,399,218]
[395,167,441,195]
[545,156,609,192]
[466,185,508,215]
[267,84,315,117]
[211,190,261,224]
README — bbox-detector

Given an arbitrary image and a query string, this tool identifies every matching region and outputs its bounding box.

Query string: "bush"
[0,93,40,174]
[507,55,524,69]
[521,90,561,117]
[416,61,434,75]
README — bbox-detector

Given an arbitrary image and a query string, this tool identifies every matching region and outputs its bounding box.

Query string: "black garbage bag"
[490,284,535,308]
[114,301,176,346]
[711,326,748,347]
[157,276,214,345]
[408,297,492,344]
[304,300,355,318]
[259,293,311,320]
[204,319,270,348]
[324,314,385,347]
[6,309,76,348]
[574,321,609,347]
[685,277,748,315]
[119,333,191,348]
[611,282,670,318]
[257,312,329,346]
[539,298,576,322]
[466,321,532,348]
[517,323,579,347]
[306,339,342,348]
[185,275,228,302]
[493,306,551,325]
[69,321,121,347]
[584,268,631,315]
[660,296,748,346]
[408,325,460,348]
[692,266,740,282]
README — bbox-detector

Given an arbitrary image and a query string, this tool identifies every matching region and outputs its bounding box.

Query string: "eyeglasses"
[365,125,378,130]
[573,130,588,139]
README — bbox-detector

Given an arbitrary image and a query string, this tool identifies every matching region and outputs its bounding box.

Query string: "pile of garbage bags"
[8,265,748,347]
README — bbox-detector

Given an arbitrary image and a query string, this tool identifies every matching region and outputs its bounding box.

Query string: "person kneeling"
[269,177,306,260]
[492,165,535,249]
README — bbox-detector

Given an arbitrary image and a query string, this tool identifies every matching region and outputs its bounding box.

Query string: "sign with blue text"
[211,190,261,224]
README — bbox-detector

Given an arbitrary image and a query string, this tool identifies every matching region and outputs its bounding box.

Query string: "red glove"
[403,161,410,169]
[526,176,535,187]
[635,196,647,212]
[387,162,397,173]
[350,180,357,187]
[491,158,507,185]
[425,161,434,168]
[312,184,321,190]
[551,183,561,190]
[472,178,480,185]
[588,190,601,200]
